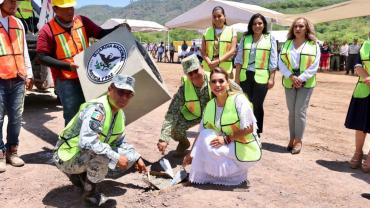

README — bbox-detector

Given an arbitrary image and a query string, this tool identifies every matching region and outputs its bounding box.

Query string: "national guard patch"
[89,120,102,132]
[91,111,104,122]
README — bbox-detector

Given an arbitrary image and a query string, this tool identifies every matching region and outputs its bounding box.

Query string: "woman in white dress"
[183,67,262,185]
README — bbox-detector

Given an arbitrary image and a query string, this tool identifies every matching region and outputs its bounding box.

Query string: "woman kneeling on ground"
[183,67,262,185]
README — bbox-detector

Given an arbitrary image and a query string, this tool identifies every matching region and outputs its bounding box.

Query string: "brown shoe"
[287,139,294,152]
[6,146,25,167]
[349,151,363,169]
[362,153,370,173]
[0,150,5,173]
[291,141,302,154]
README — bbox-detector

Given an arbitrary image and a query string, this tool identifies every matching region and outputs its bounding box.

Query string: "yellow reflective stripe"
[304,55,313,69]
[15,29,23,54]
[57,34,72,58]
[0,35,6,56]
[283,40,293,69]
[259,50,267,69]
[76,28,87,49]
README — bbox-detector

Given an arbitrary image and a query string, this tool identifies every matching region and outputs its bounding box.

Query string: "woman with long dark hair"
[201,6,237,74]
[278,17,320,154]
[183,67,261,185]
[235,13,278,137]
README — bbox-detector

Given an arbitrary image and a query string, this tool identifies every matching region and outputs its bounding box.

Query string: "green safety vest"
[15,0,33,19]
[180,72,212,121]
[353,40,370,98]
[280,40,317,88]
[57,95,125,162]
[240,34,272,84]
[202,26,233,73]
[203,93,262,162]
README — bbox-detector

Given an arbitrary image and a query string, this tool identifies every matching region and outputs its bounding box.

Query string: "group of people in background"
[319,38,363,74]
[146,40,202,64]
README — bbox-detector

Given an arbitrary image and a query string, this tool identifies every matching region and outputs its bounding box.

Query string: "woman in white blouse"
[183,67,261,186]
[235,13,278,137]
[279,17,320,154]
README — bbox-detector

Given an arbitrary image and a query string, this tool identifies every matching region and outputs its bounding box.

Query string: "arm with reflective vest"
[234,37,245,85]
[78,105,140,170]
[36,23,78,71]
[78,105,120,169]
[157,86,185,153]
[217,94,255,145]
[267,35,278,89]
[218,29,237,65]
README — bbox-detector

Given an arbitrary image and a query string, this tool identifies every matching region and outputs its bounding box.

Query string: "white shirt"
[278,41,321,82]
[235,34,278,71]
[340,44,348,56]
[348,44,361,55]
[215,27,237,37]
[0,13,33,79]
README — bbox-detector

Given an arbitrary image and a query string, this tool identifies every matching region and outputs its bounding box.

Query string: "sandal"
[361,152,370,173]
[349,151,363,169]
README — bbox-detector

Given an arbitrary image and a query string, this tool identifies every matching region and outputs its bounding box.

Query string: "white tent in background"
[165,0,290,30]
[231,23,248,33]
[270,30,288,43]
[198,23,249,34]
[101,18,168,32]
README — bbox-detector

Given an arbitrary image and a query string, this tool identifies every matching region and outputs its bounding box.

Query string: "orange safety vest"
[0,16,26,79]
[48,16,89,80]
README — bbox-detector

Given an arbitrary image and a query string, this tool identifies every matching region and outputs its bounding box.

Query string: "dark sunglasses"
[211,79,226,84]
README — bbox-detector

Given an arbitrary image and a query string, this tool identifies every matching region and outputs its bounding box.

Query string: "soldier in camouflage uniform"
[53,74,147,206]
[157,55,212,156]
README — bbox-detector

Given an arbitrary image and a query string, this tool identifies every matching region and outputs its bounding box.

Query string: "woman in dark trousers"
[235,13,277,137]
[345,36,370,173]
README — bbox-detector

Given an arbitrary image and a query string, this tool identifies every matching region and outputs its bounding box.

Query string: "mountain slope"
[76,0,280,25]
[76,0,368,42]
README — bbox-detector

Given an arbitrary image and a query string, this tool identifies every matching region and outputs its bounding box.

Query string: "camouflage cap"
[112,74,135,93]
[181,54,200,74]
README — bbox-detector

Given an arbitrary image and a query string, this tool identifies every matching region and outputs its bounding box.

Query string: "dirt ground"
[0,62,369,208]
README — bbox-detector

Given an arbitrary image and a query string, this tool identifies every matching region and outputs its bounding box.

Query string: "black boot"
[67,172,86,189]
[82,178,112,206]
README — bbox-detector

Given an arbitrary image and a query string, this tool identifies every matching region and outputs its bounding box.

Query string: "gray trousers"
[284,88,314,140]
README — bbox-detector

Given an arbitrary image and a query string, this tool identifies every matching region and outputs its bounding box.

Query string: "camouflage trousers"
[54,148,137,184]
[169,120,199,143]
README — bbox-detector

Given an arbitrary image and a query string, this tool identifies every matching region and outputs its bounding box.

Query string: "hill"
[76,0,369,43]
[76,0,280,25]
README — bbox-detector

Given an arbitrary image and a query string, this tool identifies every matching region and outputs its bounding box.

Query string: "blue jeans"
[56,78,85,126]
[0,77,25,151]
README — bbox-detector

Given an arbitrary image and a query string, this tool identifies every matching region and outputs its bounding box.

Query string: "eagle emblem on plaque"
[87,42,128,84]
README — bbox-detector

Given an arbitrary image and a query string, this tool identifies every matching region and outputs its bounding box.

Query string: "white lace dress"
[189,95,258,185]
